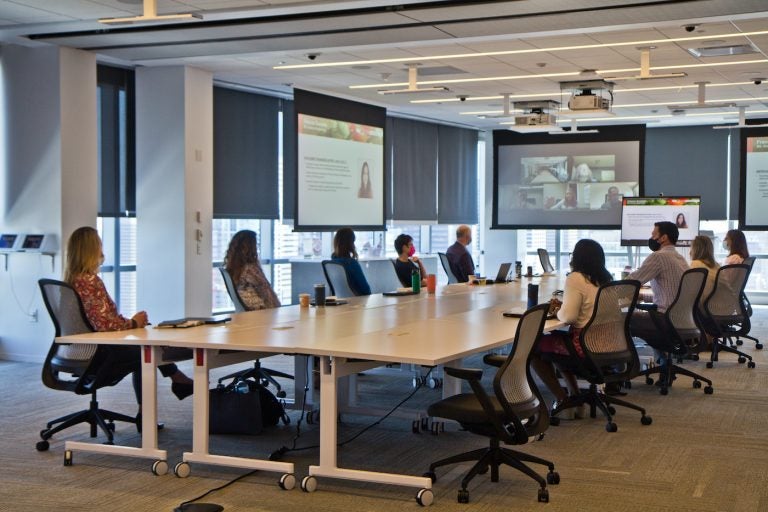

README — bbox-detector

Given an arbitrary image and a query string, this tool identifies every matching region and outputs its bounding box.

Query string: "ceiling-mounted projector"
[560,79,613,113]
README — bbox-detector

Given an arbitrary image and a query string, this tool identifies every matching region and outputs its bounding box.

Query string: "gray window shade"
[282,99,296,220]
[392,118,438,221]
[213,87,279,219]
[644,125,728,220]
[438,125,478,224]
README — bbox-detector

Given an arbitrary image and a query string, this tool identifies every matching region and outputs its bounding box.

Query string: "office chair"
[731,257,762,350]
[217,267,293,397]
[321,260,358,297]
[424,304,558,504]
[36,279,139,451]
[437,252,458,284]
[537,248,555,274]
[550,280,653,432]
[636,268,713,395]
[390,258,410,288]
[701,264,756,369]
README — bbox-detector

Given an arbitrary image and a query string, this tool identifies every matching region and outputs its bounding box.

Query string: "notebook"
[156,316,231,328]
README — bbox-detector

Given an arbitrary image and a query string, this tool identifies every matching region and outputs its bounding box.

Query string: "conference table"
[56,274,566,504]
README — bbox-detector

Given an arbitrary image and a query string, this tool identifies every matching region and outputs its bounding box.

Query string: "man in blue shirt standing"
[446,225,475,283]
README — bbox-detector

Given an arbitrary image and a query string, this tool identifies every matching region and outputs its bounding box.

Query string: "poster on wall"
[742,135,768,228]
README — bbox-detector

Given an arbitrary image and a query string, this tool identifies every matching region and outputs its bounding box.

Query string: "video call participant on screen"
[358,162,373,199]
[531,239,613,417]
[393,234,427,287]
[332,227,371,296]
[65,226,194,402]
[601,186,622,209]
[723,229,750,265]
[676,213,688,229]
[446,225,475,283]
[224,230,281,311]
[627,221,688,373]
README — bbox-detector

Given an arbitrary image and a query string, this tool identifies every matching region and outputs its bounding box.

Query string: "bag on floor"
[209,377,289,435]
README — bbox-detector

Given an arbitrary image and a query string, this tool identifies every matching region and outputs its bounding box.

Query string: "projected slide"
[621,197,700,246]
[297,114,384,228]
[743,135,768,228]
[495,139,641,228]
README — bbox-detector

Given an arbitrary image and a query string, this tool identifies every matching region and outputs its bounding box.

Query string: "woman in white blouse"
[531,239,614,415]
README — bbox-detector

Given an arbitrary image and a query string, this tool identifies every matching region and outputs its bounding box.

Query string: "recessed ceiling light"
[687,44,759,58]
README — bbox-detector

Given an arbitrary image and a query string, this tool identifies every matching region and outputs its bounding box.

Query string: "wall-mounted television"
[621,196,701,246]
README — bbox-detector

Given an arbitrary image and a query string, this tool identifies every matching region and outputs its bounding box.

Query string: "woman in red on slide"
[65,226,194,402]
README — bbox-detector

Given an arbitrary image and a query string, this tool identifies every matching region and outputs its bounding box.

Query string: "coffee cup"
[426,274,436,294]
[314,283,326,307]
[299,293,310,307]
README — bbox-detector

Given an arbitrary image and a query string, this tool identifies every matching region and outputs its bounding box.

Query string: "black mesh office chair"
[424,304,558,504]
[550,280,653,432]
[537,248,555,274]
[37,279,139,451]
[731,257,761,350]
[701,264,756,369]
[437,252,458,284]
[321,260,358,297]
[218,267,292,396]
[636,268,714,395]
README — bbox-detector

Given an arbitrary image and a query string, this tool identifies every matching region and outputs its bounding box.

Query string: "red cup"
[427,274,437,294]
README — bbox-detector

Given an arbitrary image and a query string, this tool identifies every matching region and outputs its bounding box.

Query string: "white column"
[135,66,213,321]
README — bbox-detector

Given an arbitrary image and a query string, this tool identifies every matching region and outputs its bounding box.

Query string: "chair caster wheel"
[278,473,296,490]
[300,475,317,493]
[151,460,168,476]
[549,416,560,426]
[756,343,763,350]
[415,488,433,506]
[36,440,50,452]
[645,377,654,386]
[423,471,436,483]
[457,489,469,503]
[607,406,617,415]
[276,390,287,398]
[738,356,746,364]
[547,471,560,485]
[641,415,653,425]
[174,461,191,478]
[623,381,632,389]
[736,339,743,346]
[606,422,618,432]
[706,362,714,369]
[660,387,668,395]
[692,380,702,389]
[704,386,714,394]
[63,450,73,466]
[748,361,756,369]
[538,488,549,503]
[691,354,700,361]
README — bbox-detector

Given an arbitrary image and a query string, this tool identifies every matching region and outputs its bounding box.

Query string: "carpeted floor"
[1,308,767,511]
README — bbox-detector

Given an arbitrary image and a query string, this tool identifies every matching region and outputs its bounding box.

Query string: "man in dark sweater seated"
[445,225,475,283]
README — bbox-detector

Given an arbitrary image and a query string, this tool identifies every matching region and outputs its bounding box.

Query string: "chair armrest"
[483,354,506,367]
[444,367,483,381]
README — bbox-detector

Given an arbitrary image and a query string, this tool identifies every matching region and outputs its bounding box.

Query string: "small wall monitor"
[621,196,700,246]
[18,234,57,253]
[0,234,19,250]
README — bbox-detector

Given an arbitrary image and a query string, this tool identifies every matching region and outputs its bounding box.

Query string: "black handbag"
[209,379,264,435]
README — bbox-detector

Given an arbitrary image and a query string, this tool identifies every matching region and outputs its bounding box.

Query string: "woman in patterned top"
[65,227,194,401]
[224,230,281,310]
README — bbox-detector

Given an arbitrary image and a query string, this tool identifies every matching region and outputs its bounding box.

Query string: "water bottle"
[515,261,522,279]
[234,380,250,394]
[411,267,421,293]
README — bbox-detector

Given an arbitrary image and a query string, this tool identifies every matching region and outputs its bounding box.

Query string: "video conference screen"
[621,196,701,246]
[741,133,768,229]
[492,126,645,229]
[293,89,386,231]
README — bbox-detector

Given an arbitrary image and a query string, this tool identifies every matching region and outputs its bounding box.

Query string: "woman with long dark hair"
[224,230,280,310]
[331,227,371,295]
[723,229,749,265]
[530,239,613,417]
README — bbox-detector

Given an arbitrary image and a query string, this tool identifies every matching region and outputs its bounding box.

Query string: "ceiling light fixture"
[274,30,768,70]
[99,0,201,24]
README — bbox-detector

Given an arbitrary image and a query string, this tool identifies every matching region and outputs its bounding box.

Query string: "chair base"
[37,393,137,450]
[709,338,755,368]
[219,361,293,397]
[637,358,713,395]
[427,437,556,502]
[551,383,651,431]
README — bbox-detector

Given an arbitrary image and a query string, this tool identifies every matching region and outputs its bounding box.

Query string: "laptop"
[488,262,512,284]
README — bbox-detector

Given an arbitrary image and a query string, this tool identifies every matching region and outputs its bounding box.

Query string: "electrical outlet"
[29,309,38,323]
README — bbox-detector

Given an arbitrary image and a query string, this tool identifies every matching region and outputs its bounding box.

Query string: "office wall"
[0,45,97,362]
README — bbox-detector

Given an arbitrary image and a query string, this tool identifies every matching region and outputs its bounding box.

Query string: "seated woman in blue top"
[331,227,371,296]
